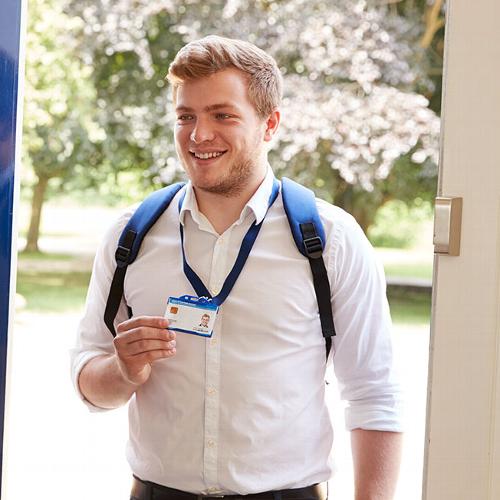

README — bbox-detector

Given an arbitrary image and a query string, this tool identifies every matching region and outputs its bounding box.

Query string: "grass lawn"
[16,252,432,324]
[15,199,434,321]
[375,248,433,282]
[18,251,75,261]
[16,250,91,313]
[388,290,431,325]
[384,263,433,281]
[16,268,91,313]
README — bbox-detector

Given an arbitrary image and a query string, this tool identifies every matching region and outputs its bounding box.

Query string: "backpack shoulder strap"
[104,182,186,337]
[281,177,336,360]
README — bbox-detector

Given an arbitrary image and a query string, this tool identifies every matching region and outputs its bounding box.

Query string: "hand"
[113,316,176,386]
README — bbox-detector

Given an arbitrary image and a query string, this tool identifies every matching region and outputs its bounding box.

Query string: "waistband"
[131,476,328,500]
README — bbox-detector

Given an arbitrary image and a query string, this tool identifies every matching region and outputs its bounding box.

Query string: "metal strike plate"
[433,197,463,256]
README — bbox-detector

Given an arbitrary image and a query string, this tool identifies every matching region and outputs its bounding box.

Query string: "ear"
[263,109,280,142]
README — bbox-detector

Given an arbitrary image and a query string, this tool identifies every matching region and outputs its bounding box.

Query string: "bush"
[368,199,433,248]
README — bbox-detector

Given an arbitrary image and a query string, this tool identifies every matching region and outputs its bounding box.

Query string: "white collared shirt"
[71,167,402,495]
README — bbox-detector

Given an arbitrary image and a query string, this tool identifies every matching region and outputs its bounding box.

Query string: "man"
[199,314,211,329]
[71,35,403,500]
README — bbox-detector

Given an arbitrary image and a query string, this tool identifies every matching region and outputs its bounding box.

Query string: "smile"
[190,151,227,160]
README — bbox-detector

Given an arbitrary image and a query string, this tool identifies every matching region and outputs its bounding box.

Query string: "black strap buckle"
[115,245,131,265]
[303,236,323,259]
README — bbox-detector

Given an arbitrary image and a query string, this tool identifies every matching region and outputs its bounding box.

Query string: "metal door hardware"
[433,197,463,256]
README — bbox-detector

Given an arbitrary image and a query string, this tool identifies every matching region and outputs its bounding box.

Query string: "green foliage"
[394,0,445,115]
[23,0,443,253]
[23,0,104,184]
[368,198,433,248]
[64,7,188,191]
[64,0,441,200]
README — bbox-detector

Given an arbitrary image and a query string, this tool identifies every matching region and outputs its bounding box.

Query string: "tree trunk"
[350,206,373,235]
[420,0,445,49]
[24,174,49,253]
[333,181,382,235]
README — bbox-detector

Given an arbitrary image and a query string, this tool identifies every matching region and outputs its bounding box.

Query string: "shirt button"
[207,387,216,395]
[210,338,217,346]
[207,439,215,447]
[208,487,219,494]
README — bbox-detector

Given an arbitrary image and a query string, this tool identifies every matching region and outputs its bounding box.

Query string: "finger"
[115,327,175,345]
[132,348,177,364]
[117,316,169,334]
[121,339,176,356]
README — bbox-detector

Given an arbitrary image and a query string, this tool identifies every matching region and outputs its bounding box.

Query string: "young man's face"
[174,68,274,197]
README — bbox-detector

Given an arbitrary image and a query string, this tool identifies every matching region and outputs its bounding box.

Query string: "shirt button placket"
[204,234,226,489]
[209,234,229,297]
[203,329,221,488]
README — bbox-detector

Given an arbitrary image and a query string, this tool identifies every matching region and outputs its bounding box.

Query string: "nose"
[189,117,215,143]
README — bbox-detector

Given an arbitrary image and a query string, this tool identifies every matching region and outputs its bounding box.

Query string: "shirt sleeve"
[327,210,404,432]
[69,209,133,412]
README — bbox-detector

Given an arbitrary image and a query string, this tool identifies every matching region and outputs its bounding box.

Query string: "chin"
[195,179,229,194]
[191,170,222,187]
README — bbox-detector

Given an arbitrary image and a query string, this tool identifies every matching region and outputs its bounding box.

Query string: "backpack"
[104,177,336,359]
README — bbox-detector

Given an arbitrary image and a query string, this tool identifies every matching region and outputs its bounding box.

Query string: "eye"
[177,114,194,122]
[215,113,232,120]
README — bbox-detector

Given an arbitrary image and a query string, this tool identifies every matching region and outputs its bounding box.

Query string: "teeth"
[193,151,224,159]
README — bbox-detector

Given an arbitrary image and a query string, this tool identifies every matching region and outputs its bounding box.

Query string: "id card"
[165,295,218,337]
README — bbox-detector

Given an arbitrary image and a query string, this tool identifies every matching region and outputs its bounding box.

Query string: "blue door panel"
[0,0,23,493]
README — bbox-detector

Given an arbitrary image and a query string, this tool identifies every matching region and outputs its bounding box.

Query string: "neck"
[194,167,268,235]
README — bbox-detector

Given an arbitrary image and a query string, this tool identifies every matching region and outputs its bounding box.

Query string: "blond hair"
[166,35,283,119]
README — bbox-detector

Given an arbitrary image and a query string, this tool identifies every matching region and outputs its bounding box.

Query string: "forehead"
[175,68,254,111]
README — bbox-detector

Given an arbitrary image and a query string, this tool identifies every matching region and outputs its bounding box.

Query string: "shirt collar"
[179,165,275,228]
[237,165,275,225]
[178,181,201,227]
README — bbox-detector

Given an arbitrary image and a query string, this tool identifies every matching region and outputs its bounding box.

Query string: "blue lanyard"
[178,178,280,306]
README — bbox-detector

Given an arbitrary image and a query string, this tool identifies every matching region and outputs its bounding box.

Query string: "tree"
[22,0,105,251]
[64,0,188,188]
[180,0,441,230]
[65,0,442,232]
[388,0,445,114]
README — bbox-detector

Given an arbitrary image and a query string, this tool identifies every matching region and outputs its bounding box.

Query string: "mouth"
[189,150,227,162]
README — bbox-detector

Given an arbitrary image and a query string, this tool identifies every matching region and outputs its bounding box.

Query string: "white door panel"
[424,0,500,498]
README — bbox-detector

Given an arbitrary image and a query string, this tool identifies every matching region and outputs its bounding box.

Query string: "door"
[424,0,500,498]
[0,0,25,496]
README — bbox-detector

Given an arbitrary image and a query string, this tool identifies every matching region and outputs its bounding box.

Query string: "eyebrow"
[175,103,240,113]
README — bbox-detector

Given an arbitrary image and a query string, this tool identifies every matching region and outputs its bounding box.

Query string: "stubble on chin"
[195,157,256,198]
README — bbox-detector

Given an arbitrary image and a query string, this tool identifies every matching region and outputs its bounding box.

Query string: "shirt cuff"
[344,399,404,432]
[71,350,114,413]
